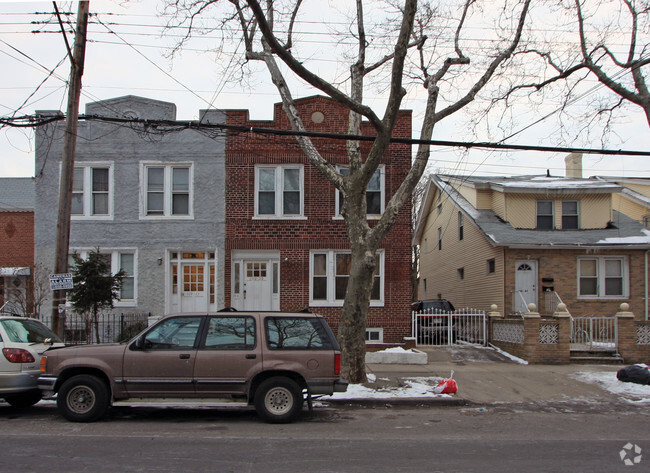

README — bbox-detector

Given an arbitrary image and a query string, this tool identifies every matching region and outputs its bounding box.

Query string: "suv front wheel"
[57,374,110,422]
[254,377,303,424]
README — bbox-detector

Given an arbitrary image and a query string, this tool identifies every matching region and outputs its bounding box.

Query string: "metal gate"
[412,309,486,346]
[570,316,618,351]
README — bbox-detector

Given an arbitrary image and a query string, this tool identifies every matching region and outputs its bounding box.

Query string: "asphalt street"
[1,401,648,473]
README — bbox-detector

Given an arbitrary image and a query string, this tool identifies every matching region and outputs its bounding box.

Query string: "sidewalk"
[327,346,641,406]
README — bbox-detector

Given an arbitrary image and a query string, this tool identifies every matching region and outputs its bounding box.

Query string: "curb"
[321,396,469,407]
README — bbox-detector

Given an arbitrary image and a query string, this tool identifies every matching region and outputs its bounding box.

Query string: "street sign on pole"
[49,273,74,291]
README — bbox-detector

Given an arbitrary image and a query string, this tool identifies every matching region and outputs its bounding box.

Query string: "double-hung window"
[562,201,579,229]
[310,250,384,306]
[336,166,384,217]
[68,249,137,305]
[537,200,554,229]
[143,164,192,218]
[70,164,113,218]
[255,165,303,218]
[578,257,627,298]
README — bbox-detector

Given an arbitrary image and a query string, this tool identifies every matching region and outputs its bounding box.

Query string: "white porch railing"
[512,291,530,316]
[544,291,569,315]
[570,317,618,351]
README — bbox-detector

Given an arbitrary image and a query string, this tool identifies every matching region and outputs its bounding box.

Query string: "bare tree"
[497,0,649,134]
[164,0,535,382]
[10,264,51,319]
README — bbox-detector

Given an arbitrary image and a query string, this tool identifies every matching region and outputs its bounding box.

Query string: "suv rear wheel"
[254,377,303,424]
[57,374,110,422]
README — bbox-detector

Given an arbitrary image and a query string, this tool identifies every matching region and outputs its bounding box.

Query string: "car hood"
[45,343,127,357]
[32,342,66,355]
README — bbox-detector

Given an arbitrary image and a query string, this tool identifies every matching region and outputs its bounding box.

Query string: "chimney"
[565,153,583,178]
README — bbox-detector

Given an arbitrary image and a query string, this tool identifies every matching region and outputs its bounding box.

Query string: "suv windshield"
[0,318,62,344]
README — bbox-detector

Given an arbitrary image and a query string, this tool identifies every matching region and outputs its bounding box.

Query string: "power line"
[3,112,648,157]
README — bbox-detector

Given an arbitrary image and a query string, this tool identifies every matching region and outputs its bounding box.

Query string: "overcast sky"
[1,0,648,179]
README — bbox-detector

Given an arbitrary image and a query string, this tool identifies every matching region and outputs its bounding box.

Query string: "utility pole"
[51,0,89,337]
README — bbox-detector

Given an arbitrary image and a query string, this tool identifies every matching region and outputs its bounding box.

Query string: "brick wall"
[504,248,649,320]
[0,211,34,310]
[0,211,34,266]
[225,96,413,343]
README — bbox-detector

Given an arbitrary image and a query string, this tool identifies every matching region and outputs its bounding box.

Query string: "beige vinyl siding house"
[414,174,650,320]
[417,183,504,311]
[601,178,650,227]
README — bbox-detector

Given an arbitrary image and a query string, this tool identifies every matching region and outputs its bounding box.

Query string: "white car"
[1,315,64,407]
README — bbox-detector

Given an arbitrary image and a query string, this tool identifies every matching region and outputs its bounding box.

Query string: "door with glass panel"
[231,257,280,311]
[169,252,216,313]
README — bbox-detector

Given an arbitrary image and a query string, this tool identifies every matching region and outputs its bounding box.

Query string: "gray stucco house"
[35,96,225,317]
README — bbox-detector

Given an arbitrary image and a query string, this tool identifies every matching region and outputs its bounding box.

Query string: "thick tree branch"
[246,0,384,131]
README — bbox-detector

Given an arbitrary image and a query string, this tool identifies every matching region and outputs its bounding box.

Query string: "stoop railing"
[570,316,617,352]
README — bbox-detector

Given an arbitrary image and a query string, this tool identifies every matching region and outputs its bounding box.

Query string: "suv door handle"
[246,354,256,359]
[179,354,190,360]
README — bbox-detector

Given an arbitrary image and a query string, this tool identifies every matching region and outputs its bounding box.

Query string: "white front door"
[231,253,280,311]
[180,263,207,312]
[168,251,216,314]
[242,262,271,311]
[515,260,538,313]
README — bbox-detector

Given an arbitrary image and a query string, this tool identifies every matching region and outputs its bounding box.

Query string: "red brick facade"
[0,211,34,311]
[224,96,413,343]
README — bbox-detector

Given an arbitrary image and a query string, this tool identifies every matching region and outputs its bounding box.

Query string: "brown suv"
[38,311,347,423]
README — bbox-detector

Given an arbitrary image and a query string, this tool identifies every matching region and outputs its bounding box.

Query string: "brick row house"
[224,96,413,344]
[32,95,414,345]
[0,178,35,315]
[414,165,650,320]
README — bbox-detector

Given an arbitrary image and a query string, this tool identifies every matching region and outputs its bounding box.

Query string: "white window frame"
[562,200,579,229]
[335,165,385,219]
[68,162,114,220]
[577,256,628,299]
[365,328,384,344]
[253,165,305,219]
[140,162,194,219]
[537,200,554,230]
[68,248,137,307]
[309,250,384,307]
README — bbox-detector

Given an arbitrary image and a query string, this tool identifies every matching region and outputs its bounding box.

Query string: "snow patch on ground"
[490,345,529,365]
[324,376,452,400]
[572,370,650,403]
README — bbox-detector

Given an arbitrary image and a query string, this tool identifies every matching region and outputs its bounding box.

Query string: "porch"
[489,303,650,364]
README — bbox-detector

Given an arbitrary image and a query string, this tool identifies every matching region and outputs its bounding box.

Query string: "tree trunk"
[338,244,376,384]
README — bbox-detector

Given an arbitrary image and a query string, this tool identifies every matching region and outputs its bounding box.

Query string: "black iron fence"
[41,312,151,345]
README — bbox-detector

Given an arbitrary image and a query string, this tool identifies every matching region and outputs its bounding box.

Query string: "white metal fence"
[570,317,617,351]
[412,308,487,346]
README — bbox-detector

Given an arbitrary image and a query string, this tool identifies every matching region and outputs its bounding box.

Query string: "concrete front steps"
[570,350,625,364]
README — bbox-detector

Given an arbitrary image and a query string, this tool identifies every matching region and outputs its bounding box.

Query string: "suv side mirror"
[131,336,144,351]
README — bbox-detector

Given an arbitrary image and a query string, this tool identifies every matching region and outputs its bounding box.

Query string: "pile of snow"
[572,370,650,404]
[323,375,452,400]
[365,347,428,364]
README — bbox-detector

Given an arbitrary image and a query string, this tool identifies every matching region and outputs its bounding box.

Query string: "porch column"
[615,303,637,363]
[487,304,502,342]
[552,303,571,364]
[523,303,540,363]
